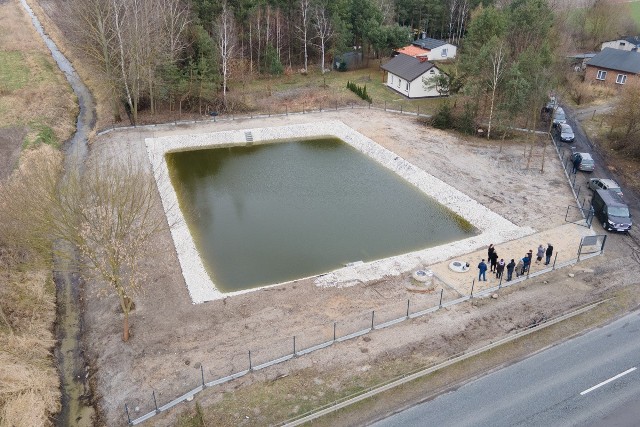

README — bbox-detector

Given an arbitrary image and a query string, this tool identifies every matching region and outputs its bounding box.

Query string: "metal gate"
[565,205,594,228]
[578,234,607,259]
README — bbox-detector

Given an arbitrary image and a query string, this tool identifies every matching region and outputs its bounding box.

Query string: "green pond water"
[166,138,476,292]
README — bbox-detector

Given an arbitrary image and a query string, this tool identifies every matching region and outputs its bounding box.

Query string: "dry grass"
[0,145,63,426]
[0,0,77,145]
[0,268,60,427]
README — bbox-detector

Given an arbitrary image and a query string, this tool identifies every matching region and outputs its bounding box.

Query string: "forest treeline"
[60,0,636,125]
[62,0,488,123]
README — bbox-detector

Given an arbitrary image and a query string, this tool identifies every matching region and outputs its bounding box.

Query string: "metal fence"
[96,100,433,137]
[125,235,605,426]
[119,113,610,426]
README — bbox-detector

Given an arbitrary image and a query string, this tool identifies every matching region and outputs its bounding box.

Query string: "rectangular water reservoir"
[166,138,477,293]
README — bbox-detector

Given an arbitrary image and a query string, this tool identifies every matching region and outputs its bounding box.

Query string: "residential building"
[585,48,640,89]
[381,54,447,98]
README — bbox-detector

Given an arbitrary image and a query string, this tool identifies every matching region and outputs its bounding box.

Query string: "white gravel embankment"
[146,121,535,303]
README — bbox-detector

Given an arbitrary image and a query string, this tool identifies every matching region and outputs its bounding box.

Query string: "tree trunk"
[123,311,130,341]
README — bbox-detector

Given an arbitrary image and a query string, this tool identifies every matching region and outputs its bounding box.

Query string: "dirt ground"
[83,110,640,426]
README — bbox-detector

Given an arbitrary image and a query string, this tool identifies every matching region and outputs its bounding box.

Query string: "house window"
[596,70,607,80]
[390,75,394,85]
[441,48,448,57]
[397,78,401,88]
[616,74,627,84]
[406,81,409,91]
[620,42,626,47]
[429,69,435,74]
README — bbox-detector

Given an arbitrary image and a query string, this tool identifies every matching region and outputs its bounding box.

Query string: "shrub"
[346,81,372,103]
[431,101,454,129]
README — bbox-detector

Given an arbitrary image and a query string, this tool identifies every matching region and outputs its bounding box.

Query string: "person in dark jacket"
[489,250,499,273]
[487,244,495,264]
[522,254,531,275]
[545,243,554,265]
[478,259,488,281]
[496,259,505,279]
[506,259,516,281]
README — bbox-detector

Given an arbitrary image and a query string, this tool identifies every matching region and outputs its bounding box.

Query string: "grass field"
[225,62,448,118]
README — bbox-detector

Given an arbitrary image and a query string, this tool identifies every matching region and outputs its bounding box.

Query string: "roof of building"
[381,54,437,82]
[567,53,596,60]
[622,35,640,45]
[397,45,430,57]
[587,48,640,73]
[412,37,448,50]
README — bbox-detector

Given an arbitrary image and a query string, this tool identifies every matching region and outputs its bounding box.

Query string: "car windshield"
[609,206,630,217]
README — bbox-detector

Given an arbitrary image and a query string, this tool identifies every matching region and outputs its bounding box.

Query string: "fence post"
[406,299,410,317]
[470,279,475,299]
[333,322,337,341]
[439,289,443,308]
[248,350,252,371]
[400,104,403,113]
[201,365,206,388]
[371,311,375,329]
[552,252,558,269]
[293,336,296,356]
[303,102,305,114]
[286,105,288,116]
[125,404,132,425]
[384,101,386,111]
[153,390,159,414]
[335,101,338,111]
[268,108,270,117]
[417,105,420,117]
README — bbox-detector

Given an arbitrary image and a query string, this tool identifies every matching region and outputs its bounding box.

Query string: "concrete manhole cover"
[412,269,433,283]
[449,261,469,273]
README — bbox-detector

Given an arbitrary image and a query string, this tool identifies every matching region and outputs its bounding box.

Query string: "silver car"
[552,107,567,126]
[588,178,623,197]
[571,152,595,172]
[556,123,574,142]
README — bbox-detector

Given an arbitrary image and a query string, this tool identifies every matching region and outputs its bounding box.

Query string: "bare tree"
[64,159,168,342]
[0,148,170,342]
[609,79,640,151]
[296,0,311,72]
[486,39,507,140]
[312,3,335,74]
[215,2,236,108]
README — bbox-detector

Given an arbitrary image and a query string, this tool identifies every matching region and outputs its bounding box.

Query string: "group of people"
[477,243,554,282]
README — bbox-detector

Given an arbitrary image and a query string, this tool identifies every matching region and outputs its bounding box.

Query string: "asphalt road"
[371,311,640,427]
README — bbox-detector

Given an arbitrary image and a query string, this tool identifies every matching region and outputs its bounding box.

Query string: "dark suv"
[591,189,632,232]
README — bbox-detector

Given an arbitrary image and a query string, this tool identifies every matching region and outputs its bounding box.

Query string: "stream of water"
[18,0,96,425]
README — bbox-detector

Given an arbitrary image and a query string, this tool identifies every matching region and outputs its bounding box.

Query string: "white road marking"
[580,367,637,396]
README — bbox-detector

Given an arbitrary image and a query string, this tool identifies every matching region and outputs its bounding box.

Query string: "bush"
[431,101,454,129]
[346,81,372,103]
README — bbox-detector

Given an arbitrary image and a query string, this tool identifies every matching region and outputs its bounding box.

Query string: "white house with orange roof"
[395,37,457,61]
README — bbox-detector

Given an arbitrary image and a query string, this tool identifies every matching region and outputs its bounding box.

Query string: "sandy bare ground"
[83,110,640,426]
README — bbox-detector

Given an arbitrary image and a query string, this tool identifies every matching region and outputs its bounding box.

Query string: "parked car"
[552,107,567,127]
[588,178,623,197]
[555,123,575,143]
[571,152,595,172]
[591,189,632,232]
[543,96,558,113]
